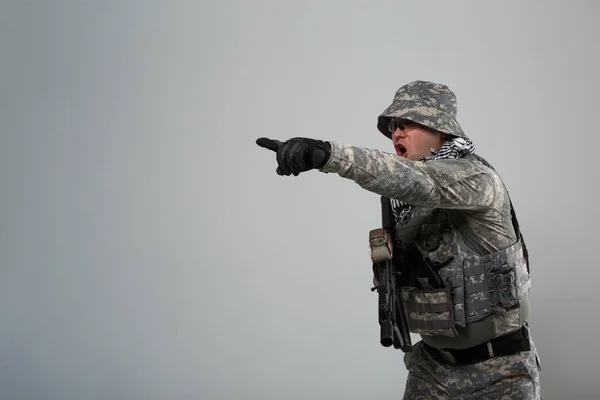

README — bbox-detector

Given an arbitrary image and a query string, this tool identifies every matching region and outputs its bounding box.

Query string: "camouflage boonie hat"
[377,80,467,139]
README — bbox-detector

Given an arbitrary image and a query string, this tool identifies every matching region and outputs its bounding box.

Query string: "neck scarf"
[391,137,476,225]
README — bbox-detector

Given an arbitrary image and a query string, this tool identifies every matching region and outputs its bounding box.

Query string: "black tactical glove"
[256,137,331,176]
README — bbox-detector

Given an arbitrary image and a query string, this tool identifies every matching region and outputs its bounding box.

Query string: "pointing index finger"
[256,137,283,152]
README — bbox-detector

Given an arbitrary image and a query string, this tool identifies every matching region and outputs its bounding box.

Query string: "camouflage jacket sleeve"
[319,141,502,210]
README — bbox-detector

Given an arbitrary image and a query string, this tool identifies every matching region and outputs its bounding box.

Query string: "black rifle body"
[371,196,413,352]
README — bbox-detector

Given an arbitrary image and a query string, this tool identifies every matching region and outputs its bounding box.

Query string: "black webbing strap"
[423,324,531,365]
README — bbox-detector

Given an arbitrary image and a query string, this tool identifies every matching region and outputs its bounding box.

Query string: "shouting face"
[387,119,447,161]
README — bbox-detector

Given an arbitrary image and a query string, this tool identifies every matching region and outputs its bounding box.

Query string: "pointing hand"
[256,137,331,176]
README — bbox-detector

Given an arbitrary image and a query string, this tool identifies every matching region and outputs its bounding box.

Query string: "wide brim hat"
[377,80,467,139]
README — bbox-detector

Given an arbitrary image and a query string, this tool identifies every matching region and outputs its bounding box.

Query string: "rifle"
[369,196,413,352]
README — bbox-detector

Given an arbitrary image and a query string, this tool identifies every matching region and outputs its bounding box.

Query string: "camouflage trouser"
[402,338,541,399]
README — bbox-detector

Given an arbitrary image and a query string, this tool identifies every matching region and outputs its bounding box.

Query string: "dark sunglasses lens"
[388,121,405,133]
[388,121,395,133]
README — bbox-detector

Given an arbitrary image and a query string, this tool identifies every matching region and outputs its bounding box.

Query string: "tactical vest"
[393,156,532,339]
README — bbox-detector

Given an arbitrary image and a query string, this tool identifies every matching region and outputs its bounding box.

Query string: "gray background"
[1,1,599,399]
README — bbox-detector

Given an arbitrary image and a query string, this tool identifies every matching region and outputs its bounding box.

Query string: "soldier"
[256,80,542,399]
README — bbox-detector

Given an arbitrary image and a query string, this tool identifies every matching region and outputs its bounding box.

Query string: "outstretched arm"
[320,141,497,210]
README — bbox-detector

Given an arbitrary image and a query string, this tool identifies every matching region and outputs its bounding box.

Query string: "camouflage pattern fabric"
[319,142,540,397]
[401,286,458,338]
[317,79,540,397]
[320,143,500,221]
[402,339,541,399]
[377,80,467,139]
[392,136,475,225]
[319,142,531,334]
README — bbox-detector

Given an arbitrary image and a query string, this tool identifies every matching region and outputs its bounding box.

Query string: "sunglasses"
[387,119,418,134]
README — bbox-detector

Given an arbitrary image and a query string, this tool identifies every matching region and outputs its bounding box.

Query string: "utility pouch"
[400,285,458,338]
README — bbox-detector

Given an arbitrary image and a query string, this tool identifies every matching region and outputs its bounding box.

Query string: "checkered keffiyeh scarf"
[391,137,476,225]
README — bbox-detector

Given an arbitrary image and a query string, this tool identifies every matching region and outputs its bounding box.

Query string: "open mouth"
[395,144,407,157]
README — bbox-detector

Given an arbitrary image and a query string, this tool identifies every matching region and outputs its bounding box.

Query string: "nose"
[392,127,406,140]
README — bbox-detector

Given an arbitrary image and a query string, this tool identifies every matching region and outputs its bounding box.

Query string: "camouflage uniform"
[319,81,542,399]
[402,339,541,399]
